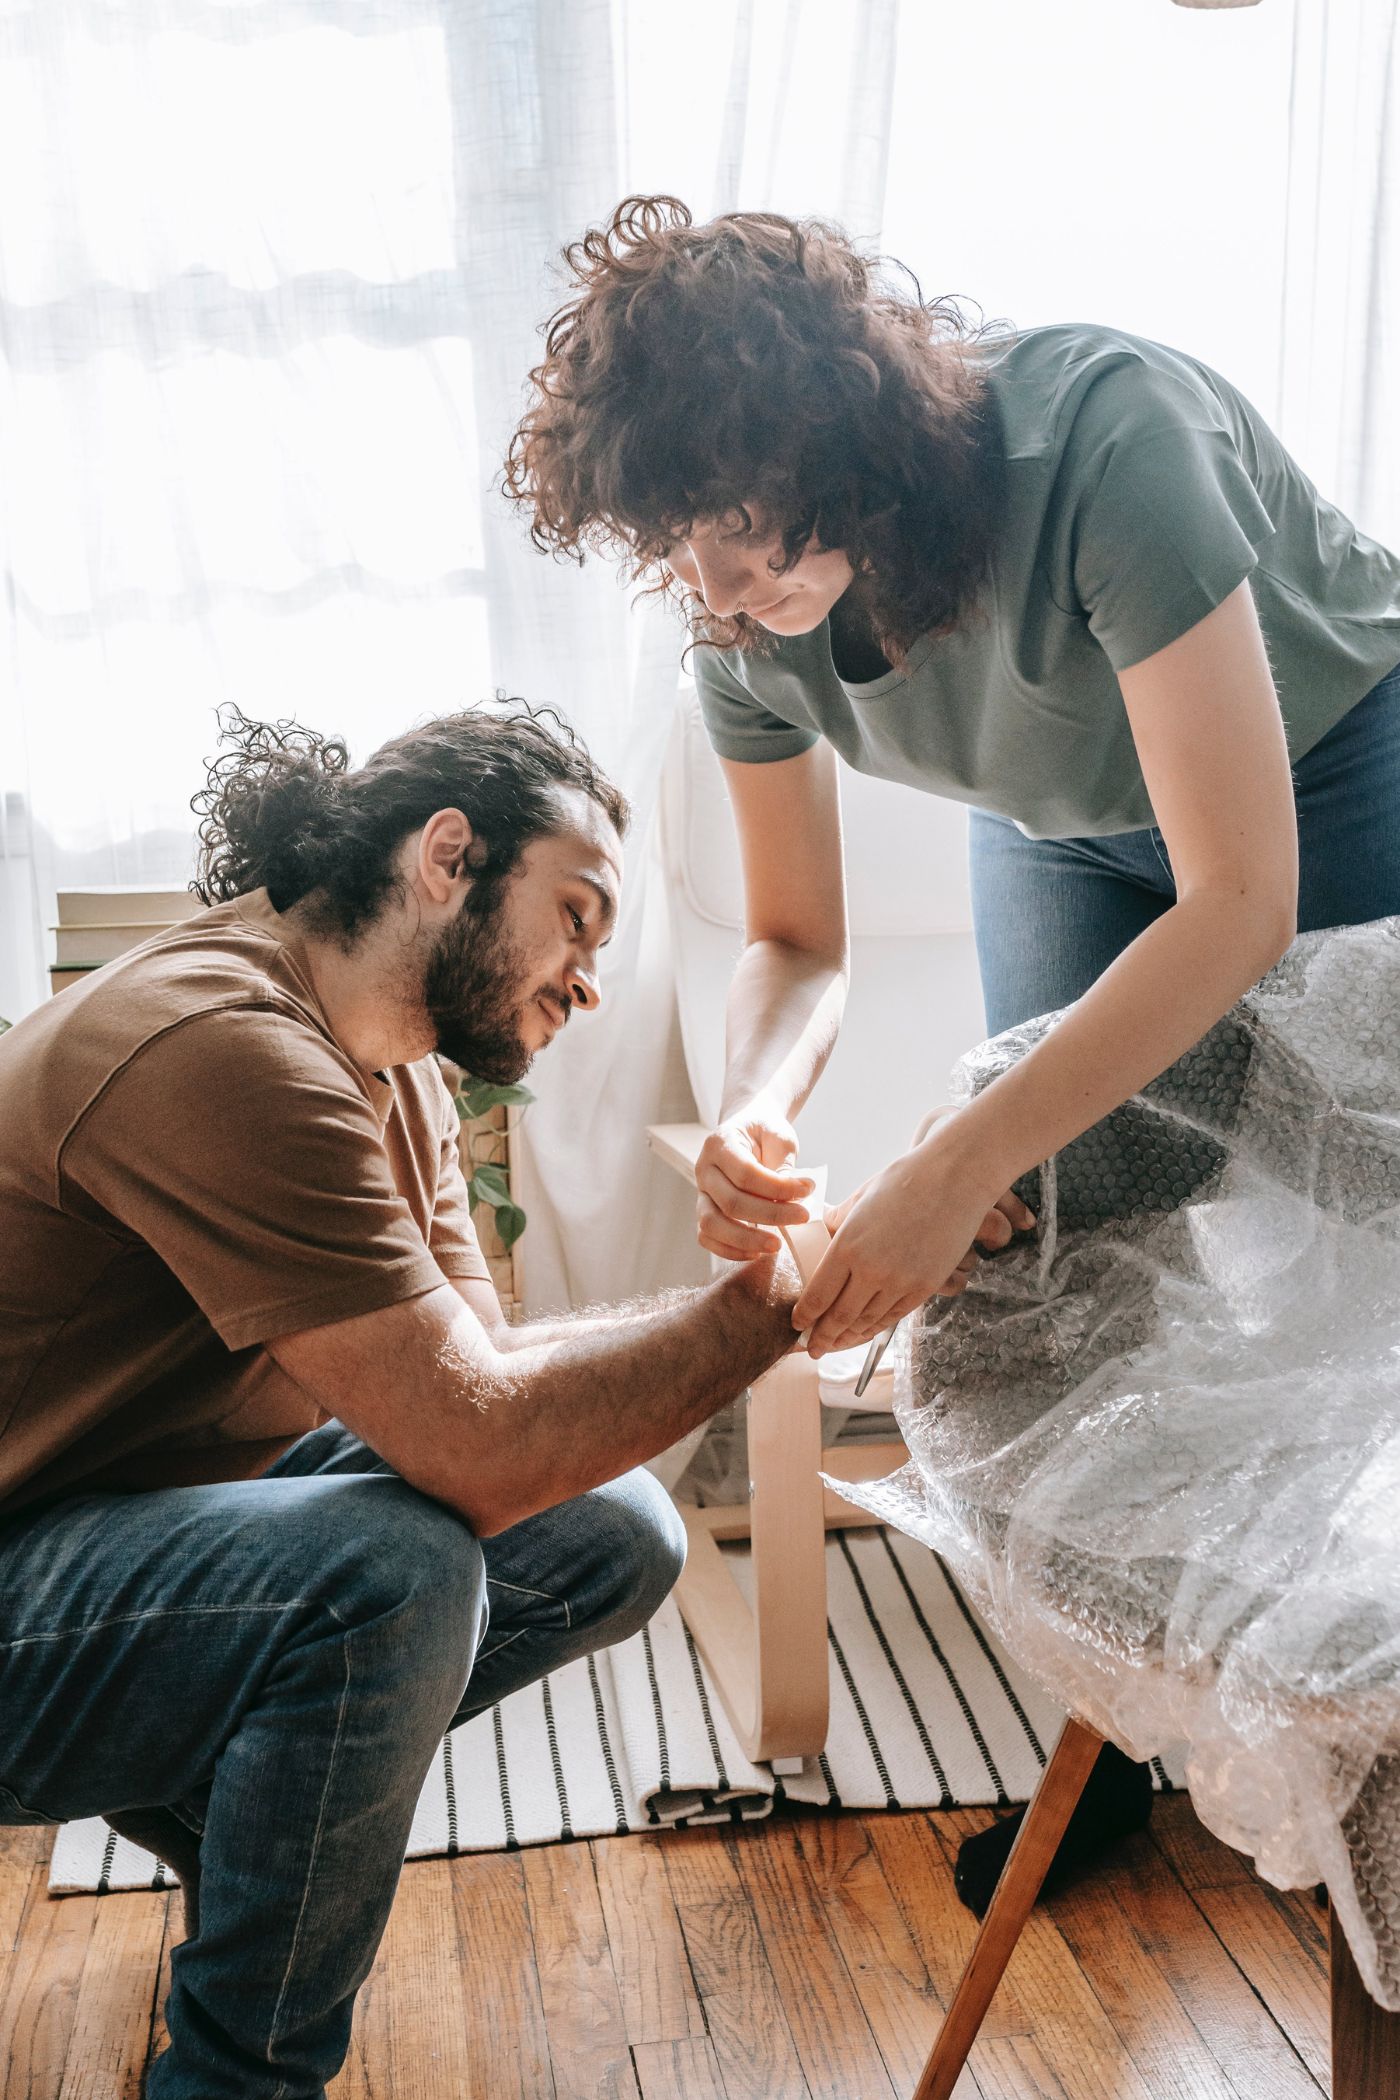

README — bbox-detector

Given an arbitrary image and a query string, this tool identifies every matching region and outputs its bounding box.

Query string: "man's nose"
[567,962,602,1013]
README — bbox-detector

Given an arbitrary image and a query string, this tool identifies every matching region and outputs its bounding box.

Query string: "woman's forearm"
[719,937,849,1122]
[940,893,1292,1192]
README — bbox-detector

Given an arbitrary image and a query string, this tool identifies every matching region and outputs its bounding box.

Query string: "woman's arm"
[796,581,1299,1354]
[694,743,851,1259]
[946,578,1296,1186]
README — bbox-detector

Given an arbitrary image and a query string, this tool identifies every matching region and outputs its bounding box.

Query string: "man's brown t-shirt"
[0,889,492,1517]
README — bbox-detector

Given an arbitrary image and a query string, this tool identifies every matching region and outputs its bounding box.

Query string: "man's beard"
[422,889,562,1083]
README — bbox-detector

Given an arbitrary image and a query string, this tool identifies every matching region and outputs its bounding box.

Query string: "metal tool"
[853,1320,900,1399]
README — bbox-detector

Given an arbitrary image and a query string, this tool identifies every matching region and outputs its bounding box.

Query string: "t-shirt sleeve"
[694,647,820,763]
[1069,373,1279,674]
[62,1007,451,1350]
[426,1073,494,1286]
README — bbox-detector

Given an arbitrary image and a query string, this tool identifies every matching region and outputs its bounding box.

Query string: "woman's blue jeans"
[0,1421,686,2098]
[970,658,1400,1033]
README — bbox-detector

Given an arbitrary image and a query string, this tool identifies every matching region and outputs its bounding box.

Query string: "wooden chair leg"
[912,1717,1106,2100]
[672,1350,830,1763]
[1332,1902,1400,2099]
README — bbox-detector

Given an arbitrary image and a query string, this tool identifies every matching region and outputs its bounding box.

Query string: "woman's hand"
[793,1120,1036,1357]
[695,1096,818,1260]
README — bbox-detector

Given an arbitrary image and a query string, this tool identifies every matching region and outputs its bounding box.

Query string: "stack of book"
[49,886,199,997]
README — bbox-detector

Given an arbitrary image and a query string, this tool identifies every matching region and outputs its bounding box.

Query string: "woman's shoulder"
[983,322,1241,464]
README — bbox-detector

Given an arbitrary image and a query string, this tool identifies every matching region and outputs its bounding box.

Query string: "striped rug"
[48,1527,1182,1895]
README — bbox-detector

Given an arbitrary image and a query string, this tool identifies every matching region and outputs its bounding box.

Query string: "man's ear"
[418,808,481,902]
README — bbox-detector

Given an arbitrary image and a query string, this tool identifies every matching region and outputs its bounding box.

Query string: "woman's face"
[662,510,853,634]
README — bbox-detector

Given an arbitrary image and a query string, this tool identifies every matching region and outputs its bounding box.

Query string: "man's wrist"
[722,1245,802,1327]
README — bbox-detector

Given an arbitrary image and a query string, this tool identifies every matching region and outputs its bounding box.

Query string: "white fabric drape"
[1277,0,1400,548]
[1,0,1396,1311]
[0,0,898,1317]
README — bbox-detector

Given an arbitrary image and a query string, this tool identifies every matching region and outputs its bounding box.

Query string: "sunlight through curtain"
[1,0,1395,1310]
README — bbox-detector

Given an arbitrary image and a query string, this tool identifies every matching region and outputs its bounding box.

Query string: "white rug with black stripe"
[48,1528,1183,1895]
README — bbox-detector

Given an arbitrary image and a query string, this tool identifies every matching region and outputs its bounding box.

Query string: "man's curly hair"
[191,699,629,942]
[504,195,1008,662]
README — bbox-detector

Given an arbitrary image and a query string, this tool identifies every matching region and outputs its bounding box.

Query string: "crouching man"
[0,702,804,2100]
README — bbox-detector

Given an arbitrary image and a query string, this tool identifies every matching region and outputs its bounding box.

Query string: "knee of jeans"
[580,1468,687,1642]
[320,1476,487,1662]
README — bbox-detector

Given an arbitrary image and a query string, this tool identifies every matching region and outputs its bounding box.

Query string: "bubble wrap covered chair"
[837,916,1400,2094]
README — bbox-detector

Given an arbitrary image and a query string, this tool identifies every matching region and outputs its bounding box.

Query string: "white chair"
[647,686,987,1763]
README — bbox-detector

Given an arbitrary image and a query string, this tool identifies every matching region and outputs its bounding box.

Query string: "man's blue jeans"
[970,657,1400,1033]
[0,1419,687,2098]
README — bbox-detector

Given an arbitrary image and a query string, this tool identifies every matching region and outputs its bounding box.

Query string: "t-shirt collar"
[232,888,396,1126]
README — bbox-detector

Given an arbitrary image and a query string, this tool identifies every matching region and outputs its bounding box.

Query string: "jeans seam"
[266,1603,353,2091]
[485,1579,571,1630]
[473,1627,528,1667]
[0,1602,321,1653]
[485,1577,561,1603]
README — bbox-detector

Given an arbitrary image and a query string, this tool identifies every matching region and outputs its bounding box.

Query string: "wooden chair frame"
[651,1124,1400,2095]
[914,1713,1400,2099]
[647,1122,905,1766]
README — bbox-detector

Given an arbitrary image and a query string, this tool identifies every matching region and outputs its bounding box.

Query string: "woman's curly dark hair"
[191,699,629,941]
[503,195,1008,661]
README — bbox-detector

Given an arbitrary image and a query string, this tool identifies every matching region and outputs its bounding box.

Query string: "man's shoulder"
[67,900,321,1064]
[1,894,353,1174]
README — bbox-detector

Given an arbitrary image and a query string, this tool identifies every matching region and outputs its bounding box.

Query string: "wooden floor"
[0,1794,1331,2099]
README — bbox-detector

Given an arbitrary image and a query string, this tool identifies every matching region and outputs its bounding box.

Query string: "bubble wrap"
[833,917,1400,2007]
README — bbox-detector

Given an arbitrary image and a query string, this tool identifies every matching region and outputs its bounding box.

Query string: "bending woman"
[505,194,1400,1898]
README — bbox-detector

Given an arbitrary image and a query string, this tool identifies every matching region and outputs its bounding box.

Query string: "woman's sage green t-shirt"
[695,323,1400,839]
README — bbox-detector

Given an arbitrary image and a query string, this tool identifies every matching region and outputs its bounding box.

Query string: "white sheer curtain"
[1,0,1396,1311]
[0,0,898,1315]
[881,0,1397,549]
[1277,0,1400,548]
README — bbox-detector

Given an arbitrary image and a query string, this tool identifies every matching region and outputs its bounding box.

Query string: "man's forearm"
[465,1255,800,1531]
[719,938,848,1121]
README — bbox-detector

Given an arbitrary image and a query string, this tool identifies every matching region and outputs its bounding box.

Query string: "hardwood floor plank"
[658,1823,810,2098]
[975,1912,1158,2100]
[657,1824,745,1907]
[594,1834,706,2046]
[0,1806,1353,2100]
[920,1810,1161,2100]
[141,1894,177,2096]
[0,1826,52,1956]
[970,2035,1073,2100]
[0,1888,98,2099]
[671,1890,810,2100]
[792,1814,957,2095]
[333,1859,481,2100]
[1064,1822,1323,2100]
[1193,1883,1329,2089]
[61,1889,169,2100]
[728,1818,897,2099]
[1044,1838,1251,2100]
[631,2035,728,2099]
[524,1841,640,2100]
[1149,1796,1254,1893]
[448,1852,555,2100]
[867,1811,1027,2039]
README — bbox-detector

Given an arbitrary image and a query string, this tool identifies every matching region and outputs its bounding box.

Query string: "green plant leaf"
[454,1078,534,1122]
[469,1162,512,1209]
[494,1201,527,1251]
